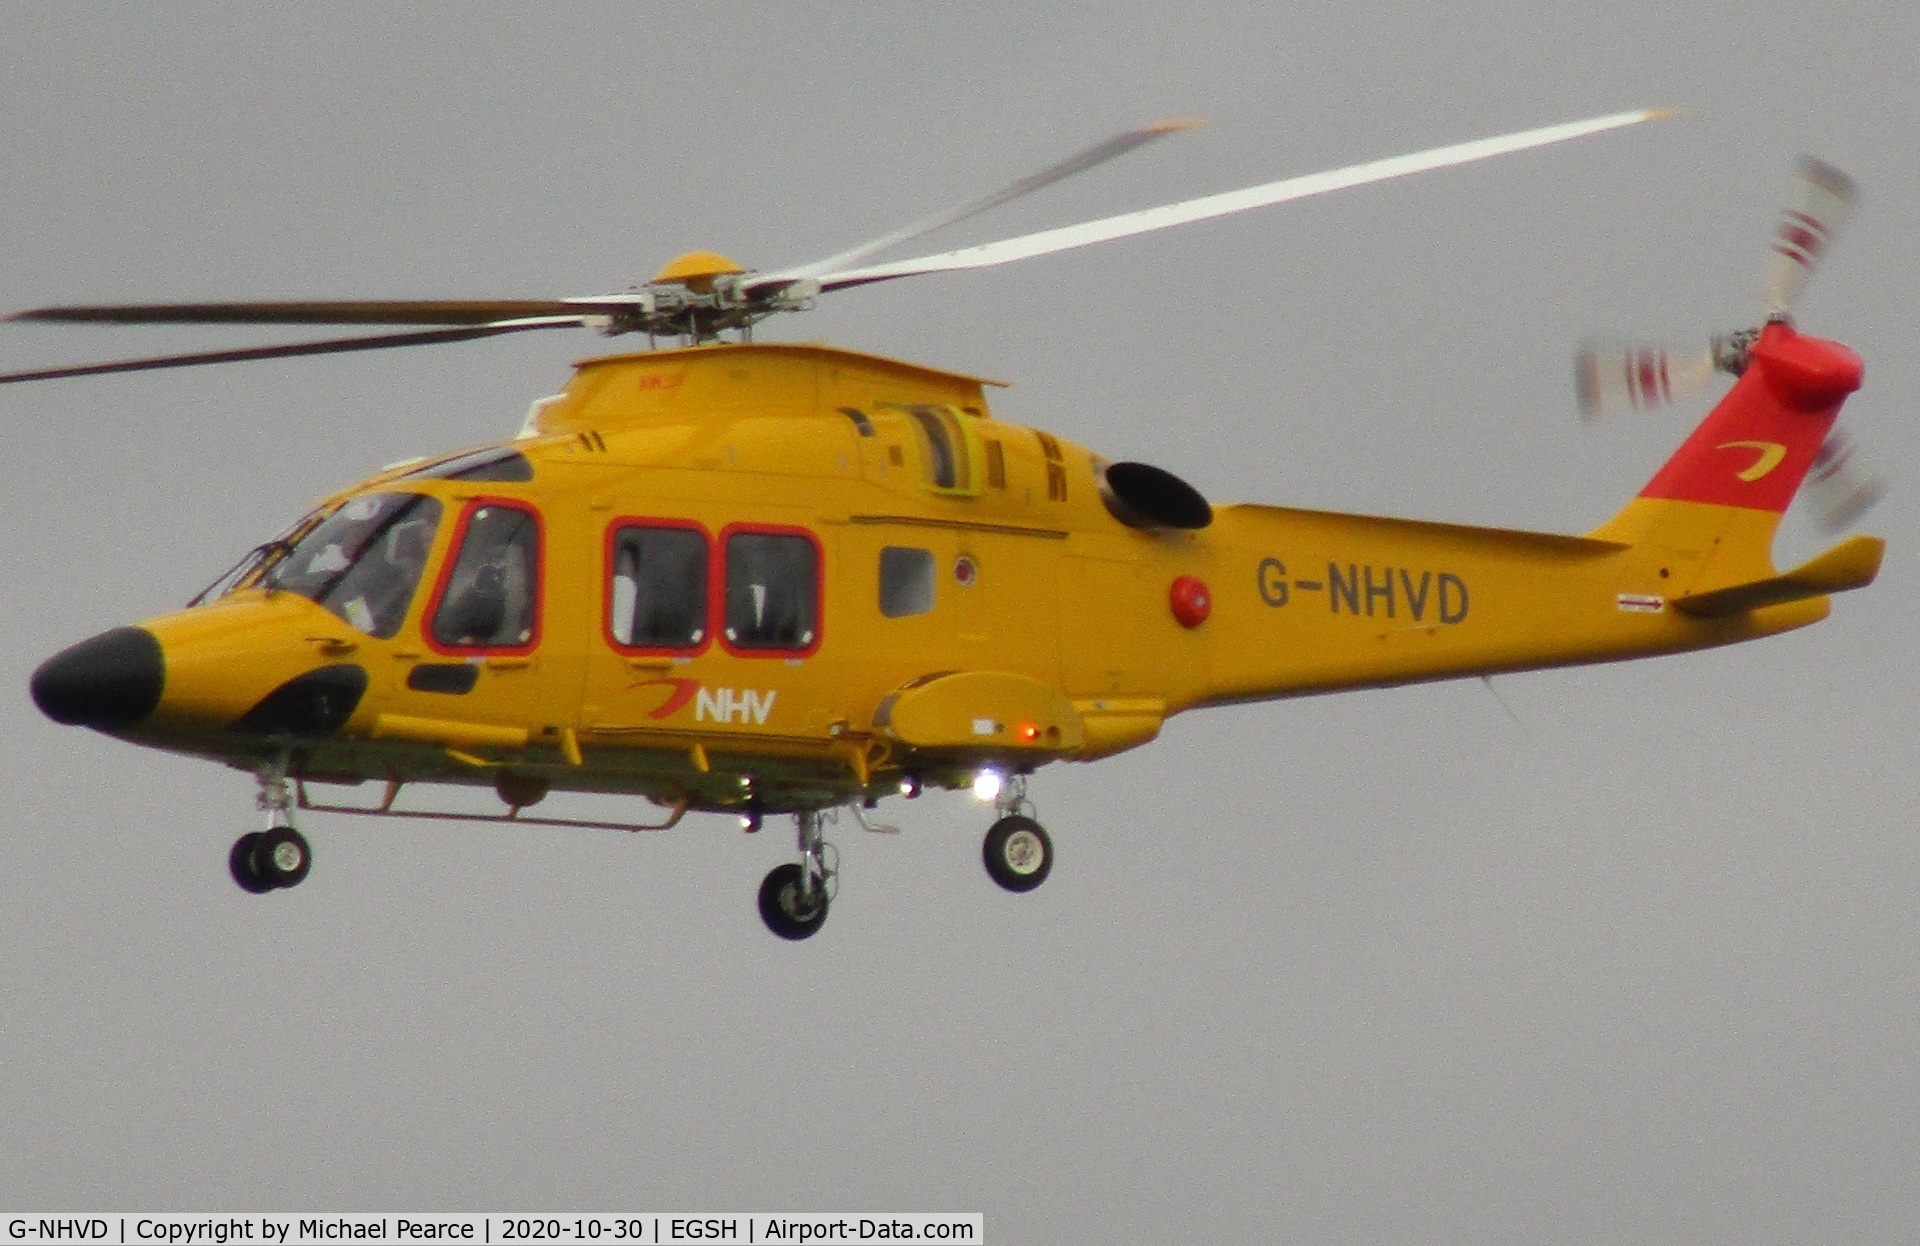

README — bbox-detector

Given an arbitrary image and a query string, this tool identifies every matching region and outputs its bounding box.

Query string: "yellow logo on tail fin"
[1716,440,1788,482]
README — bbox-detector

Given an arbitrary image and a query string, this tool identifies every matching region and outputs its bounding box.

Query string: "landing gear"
[758,810,835,939]
[984,816,1052,891]
[231,756,313,894]
[229,826,312,892]
[982,774,1053,892]
[229,833,273,894]
[759,862,827,940]
[255,826,313,887]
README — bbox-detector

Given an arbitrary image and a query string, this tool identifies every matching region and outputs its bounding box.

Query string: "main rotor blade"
[1765,156,1856,318]
[5,299,594,327]
[812,109,1670,292]
[752,118,1203,289]
[0,317,584,384]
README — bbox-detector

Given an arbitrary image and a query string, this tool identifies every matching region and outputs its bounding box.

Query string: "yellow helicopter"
[16,109,1884,939]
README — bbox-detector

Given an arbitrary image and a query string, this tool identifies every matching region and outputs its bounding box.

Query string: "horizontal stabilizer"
[1672,534,1884,618]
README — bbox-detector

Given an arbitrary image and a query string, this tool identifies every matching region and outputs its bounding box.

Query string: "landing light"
[971,770,1004,803]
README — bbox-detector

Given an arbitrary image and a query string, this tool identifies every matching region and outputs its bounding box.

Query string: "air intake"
[1099,461,1212,530]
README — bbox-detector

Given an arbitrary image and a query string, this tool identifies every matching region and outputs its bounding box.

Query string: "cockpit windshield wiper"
[187,537,295,607]
[187,508,331,607]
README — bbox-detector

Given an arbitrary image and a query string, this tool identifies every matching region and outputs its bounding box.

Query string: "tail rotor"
[1766,156,1856,319]
[1806,427,1888,533]
[1575,157,1882,532]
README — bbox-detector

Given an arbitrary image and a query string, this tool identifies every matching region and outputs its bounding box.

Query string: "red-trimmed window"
[721,525,821,656]
[607,519,710,653]
[426,498,542,654]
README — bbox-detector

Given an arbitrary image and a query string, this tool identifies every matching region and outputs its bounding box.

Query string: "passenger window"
[879,547,935,618]
[610,524,708,649]
[430,501,540,650]
[724,530,819,652]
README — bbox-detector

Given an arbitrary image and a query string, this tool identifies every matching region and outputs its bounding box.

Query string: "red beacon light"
[1169,575,1211,628]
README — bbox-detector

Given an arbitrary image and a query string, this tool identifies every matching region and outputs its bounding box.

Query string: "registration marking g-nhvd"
[1256,556,1470,624]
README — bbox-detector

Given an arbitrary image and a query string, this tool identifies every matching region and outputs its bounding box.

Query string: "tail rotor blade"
[1575,339,1718,420]
[1766,156,1856,317]
[1805,427,1887,532]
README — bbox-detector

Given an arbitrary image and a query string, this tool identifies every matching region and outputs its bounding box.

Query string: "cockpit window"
[263,492,443,638]
[431,501,541,651]
[402,445,535,482]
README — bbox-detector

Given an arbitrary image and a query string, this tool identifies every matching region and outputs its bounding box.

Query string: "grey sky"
[2,4,1916,1240]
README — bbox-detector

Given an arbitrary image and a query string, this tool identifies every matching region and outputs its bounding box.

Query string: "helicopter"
[17,108,1884,939]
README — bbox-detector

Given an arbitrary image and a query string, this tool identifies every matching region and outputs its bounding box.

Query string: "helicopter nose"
[30,626,165,730]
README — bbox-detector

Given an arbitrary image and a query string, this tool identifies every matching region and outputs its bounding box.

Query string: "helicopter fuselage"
[37,338,1856,825]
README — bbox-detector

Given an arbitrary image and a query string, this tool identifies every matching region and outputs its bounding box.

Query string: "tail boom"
[1167,505,1830,712]
[1158,327,1873,710]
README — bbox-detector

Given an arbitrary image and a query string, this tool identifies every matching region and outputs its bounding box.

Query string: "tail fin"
[1588,321,1864,593]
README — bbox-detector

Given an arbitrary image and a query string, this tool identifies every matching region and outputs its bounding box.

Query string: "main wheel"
[229,832,273,894]
[758,862,829,940]
[254,827,312,889]
[983,815,1053,892]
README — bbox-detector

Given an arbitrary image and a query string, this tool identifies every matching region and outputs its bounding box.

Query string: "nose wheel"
[230,757,313,894]
[230,826,312,892]
[758,810,835,939]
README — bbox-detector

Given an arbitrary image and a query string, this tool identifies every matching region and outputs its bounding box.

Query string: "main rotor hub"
[589,252,820,345]
[651,250,748,291]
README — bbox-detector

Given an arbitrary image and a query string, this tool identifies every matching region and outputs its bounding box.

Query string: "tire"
[254,827,312,889]
[983,815,1052,892]
[758,862,828,940]
[229,832,273,894]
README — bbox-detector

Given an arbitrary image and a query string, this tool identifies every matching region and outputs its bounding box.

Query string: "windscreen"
[264,492,443,637]
[188,508,323,607]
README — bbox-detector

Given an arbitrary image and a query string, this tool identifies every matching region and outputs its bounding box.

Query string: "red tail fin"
[1638,322,1862,511]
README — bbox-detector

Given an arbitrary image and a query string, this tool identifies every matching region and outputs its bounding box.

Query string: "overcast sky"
[3,4,1917,1240]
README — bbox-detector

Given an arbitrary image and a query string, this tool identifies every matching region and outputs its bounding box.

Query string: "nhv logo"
[696,687,777,725]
